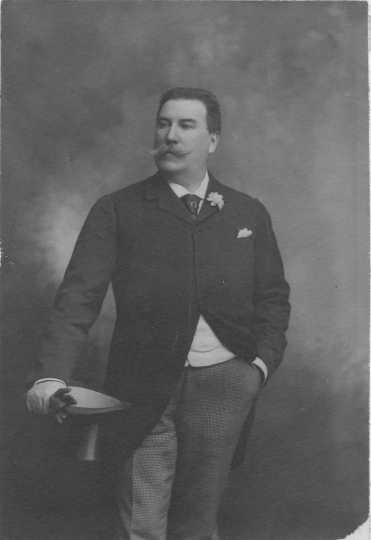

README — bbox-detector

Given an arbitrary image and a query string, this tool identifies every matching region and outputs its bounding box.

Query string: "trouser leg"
[167,358,258,540]
[114,394,178,540]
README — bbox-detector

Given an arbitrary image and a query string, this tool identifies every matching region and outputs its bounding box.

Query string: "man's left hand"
[245,363,264,397]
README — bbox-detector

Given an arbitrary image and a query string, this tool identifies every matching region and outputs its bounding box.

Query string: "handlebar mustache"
[150,144,189,158]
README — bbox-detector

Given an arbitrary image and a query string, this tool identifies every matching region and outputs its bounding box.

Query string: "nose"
[165,123,179,143]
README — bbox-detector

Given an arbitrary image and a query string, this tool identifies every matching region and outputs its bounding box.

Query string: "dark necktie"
[182,194,202,217]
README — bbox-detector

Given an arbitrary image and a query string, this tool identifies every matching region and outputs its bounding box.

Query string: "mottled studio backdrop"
[1,2,368,540]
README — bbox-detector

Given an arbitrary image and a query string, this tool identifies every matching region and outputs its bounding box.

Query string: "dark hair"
[157,87,221,134]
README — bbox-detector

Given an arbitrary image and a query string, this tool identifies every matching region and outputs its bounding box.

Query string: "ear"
[208,133,220,155]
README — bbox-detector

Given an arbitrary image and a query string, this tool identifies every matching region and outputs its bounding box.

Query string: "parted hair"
[157,87,221,134]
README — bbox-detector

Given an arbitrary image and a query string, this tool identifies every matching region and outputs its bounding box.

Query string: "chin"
[155,159,183,174]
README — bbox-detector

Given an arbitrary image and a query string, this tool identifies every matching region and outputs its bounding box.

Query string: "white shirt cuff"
[34,378,66,386]
[252,357,268,383]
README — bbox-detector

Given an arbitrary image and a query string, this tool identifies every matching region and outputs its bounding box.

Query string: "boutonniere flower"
[207,192,224,210]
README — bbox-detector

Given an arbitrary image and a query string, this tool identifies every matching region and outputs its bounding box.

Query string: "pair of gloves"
[26,380,76,423]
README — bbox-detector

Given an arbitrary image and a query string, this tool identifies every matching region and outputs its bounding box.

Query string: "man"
[26,88,290,539]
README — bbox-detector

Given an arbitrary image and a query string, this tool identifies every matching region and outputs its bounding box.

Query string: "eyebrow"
[157,116,198,124]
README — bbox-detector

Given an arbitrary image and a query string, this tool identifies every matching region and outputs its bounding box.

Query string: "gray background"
[2,2,368,540]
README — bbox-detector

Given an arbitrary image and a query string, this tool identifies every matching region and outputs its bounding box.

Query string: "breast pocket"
[227,234,255,281]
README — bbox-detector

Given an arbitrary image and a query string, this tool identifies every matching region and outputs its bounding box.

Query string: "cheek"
[193,138,212,157]
[154,131,165,142]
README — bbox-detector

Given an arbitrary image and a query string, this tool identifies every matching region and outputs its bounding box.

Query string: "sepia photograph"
[1,2,368,540]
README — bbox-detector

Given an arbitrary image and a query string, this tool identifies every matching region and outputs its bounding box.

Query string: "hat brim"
[65,386,130,416]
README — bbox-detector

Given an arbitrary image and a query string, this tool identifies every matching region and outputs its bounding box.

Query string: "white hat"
[65,387,130,462]
[66,386,128,416]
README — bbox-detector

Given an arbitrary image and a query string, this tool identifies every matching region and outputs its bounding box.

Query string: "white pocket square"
[237,228,253,239]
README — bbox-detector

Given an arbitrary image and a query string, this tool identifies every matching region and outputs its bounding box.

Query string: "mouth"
[150,145,188,158]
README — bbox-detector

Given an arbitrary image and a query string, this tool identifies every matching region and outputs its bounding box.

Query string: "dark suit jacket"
[33,172,290,464]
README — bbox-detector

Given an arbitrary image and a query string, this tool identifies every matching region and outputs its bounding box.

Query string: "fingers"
[49,387,76,412]
[26,392,42,414]
[26,384,77,424]
[51,387,76,404]
[49,387,77,423]
[26,380,67,415]
[55,410,68,424]
[26,390,50,414]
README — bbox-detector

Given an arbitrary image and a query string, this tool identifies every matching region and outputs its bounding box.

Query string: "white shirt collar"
[168,172,209,200]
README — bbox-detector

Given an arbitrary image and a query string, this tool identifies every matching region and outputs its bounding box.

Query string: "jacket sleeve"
[31,195,118,384]
[252,202,290,380]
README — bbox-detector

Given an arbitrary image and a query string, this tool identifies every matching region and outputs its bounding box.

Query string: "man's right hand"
[26,381,76,422]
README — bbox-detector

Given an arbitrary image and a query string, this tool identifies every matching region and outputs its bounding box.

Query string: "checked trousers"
[114,357,260,540]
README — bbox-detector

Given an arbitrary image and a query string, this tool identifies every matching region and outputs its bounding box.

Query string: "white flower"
[206,192,224,210]
[237,228,253,238]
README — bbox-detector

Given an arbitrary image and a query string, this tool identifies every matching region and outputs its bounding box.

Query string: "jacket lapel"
[197,173,226,224]
[144,172,226,226]
[144,173,195,225]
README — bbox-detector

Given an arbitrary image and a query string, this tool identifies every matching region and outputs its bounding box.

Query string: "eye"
[180,121,196,130]
[157,119,170,129]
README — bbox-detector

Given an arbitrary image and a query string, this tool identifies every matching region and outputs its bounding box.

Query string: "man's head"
[153,87,221,182]
[157,88,221,135]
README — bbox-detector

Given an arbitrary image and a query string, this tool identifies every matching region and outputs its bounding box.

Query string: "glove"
[26,380,76,422]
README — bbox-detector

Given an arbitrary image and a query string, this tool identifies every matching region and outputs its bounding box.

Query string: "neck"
[159,168,207,193]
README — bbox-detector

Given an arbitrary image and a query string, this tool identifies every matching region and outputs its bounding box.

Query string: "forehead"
[158,99,207,121]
